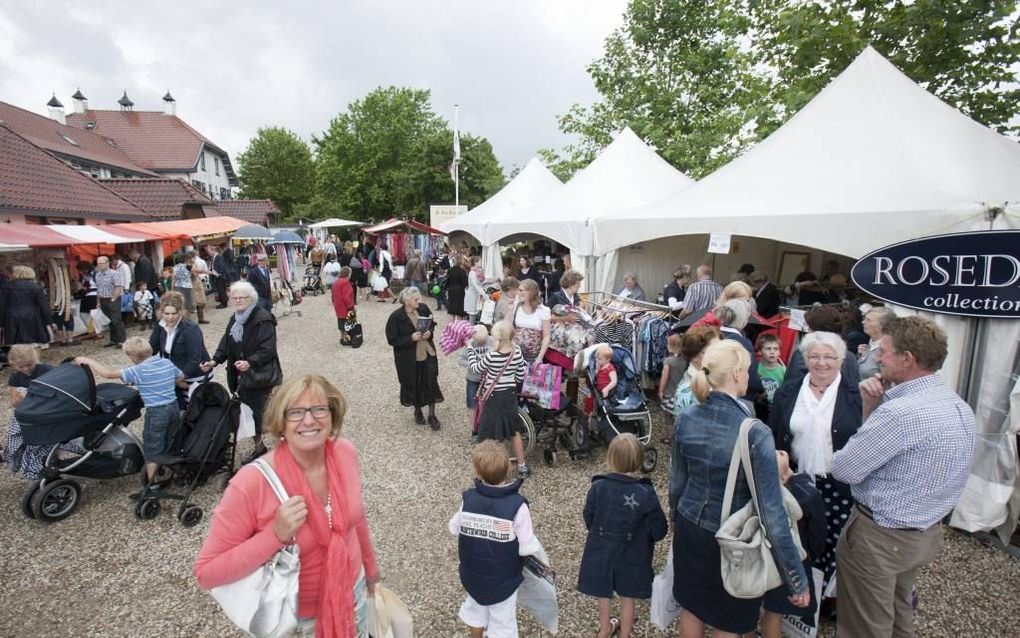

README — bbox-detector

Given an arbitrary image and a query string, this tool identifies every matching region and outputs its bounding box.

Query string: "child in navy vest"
[761,450,826,638]
[577,433,668,638]
[449,441,542,638]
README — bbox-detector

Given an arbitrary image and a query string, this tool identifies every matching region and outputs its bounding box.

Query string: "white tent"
[309,218,363,228]
[440,157,563,244]
[595,46,1020,258]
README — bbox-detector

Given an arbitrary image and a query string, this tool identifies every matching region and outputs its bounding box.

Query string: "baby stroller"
[135,380,240,527]
[584,344,657,472]
[14,362,145,522]
[302,263,323,296]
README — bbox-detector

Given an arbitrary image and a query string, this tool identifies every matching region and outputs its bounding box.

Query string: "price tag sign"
[708,233,731,254]
[788,308,808,332]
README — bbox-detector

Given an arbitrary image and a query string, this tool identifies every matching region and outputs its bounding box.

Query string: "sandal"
[598,617,620,638]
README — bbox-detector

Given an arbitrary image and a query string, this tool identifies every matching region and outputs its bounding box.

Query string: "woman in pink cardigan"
[195,374,380,637]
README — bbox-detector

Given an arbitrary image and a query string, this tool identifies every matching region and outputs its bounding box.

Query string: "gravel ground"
[0,291,1016,637]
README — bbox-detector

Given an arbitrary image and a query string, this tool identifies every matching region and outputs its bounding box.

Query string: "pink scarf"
[275,441,355,638]
[471,266,485,283]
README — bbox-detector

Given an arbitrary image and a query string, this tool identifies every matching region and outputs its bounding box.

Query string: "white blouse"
[789,373,841,476]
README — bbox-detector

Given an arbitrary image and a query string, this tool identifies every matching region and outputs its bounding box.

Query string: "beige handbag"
[715,418,806,599]
[368,585,414,638]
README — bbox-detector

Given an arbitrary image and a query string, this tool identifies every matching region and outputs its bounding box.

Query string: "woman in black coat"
[767,331,862,598]
[149,291,210,407]
[0,266,54,345]
[385,286,443,429]
[202,281,282,462]
[445,255,468,318]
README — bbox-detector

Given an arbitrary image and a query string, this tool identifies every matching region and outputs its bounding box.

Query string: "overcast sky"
[0,0,628,175]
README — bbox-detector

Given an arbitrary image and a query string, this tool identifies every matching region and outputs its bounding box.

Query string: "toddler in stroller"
[582,343,657,473]
[302,263,323,296]
[14,360,145,522]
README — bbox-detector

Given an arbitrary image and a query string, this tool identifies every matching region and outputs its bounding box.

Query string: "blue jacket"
[149,319,209,380]
[669,391,808,595]
[457,480,527,605]
[577,473,667,599]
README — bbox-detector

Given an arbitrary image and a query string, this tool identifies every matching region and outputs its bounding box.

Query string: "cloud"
[0,0,627,175]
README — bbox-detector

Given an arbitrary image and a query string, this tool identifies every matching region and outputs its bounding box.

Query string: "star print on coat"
[623,494,639,510]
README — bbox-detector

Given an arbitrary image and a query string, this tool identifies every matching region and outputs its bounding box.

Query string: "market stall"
[362,217,448,279]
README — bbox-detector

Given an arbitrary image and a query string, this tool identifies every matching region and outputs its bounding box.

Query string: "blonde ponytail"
[691,366,712,403]
[693,340,751,402]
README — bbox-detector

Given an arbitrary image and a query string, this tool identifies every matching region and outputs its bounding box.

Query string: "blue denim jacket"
[669,391,807,595]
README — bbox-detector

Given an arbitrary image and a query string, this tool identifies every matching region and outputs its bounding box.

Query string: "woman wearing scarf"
[385,287,444,429]
[148,292,209,408]
[464,255,487,324]
[768,331,861,606]
[202,281,282,463]
[195,374,380,637]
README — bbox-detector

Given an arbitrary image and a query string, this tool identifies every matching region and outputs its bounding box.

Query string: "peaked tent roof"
[595,47,1020,258]
[440,157,563,243]
[486,128,694,254]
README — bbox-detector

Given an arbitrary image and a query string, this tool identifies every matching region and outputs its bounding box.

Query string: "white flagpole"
[454,104,460,207]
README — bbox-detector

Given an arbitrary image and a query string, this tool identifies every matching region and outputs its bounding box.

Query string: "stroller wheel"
[135,497,161,521]
[32,479,82,522]
[21,482,41,519]
[513,408,537,463]
[641,446,658,474]
[178,506,203,527]
[571,418,589,449]
[543,448,556,466]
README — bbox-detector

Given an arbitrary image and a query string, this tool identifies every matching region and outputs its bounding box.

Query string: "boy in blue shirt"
[77,336,185,480]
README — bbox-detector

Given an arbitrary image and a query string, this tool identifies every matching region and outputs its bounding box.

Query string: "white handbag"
[210,459,300,638]
[368,585,415,638]
[479,298,496,324]
[715,418,805,599]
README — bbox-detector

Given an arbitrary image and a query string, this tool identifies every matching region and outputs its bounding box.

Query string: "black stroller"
[134,380,240,526]
[584,344,657,472]
[15,362,145,522]
[302,263,323,295]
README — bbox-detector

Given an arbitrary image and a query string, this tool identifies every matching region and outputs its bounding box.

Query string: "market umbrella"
[233,224,274,241]
[269,230,303,244]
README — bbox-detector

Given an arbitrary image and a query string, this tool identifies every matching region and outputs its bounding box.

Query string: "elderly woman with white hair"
[857,306,897,379]
[768,331,862,598]
[385,286,444,429]
[713,299,763,400]
[202,280,282,463]
[617,272,646,301]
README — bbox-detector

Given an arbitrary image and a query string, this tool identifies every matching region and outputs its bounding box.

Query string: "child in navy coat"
[577,433,668,638]
[760,450,826,638]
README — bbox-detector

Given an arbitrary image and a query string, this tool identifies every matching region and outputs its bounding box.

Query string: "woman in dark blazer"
[768,331,862,599]
[1,266,54,345]
[201,281,282,463]
[445,255,468,318]
[149,291,210,407]
[385,286,443,429]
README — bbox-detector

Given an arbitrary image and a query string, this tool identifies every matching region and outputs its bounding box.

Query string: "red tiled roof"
[65,110,236,183]
[0,101,157,177]
[98,178,215,218]
[209,199,281,225]
[0,124,148,220]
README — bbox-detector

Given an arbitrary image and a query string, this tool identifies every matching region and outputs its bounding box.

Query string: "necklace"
[809,381,831,392]
[324,491,333,530]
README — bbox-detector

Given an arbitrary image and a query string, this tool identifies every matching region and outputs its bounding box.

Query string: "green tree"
[314,86,501,222]
[554,0,1019,178]
[236,127,315,217]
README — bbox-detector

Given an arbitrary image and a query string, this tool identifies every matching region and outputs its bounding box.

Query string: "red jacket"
[332,277,355,318]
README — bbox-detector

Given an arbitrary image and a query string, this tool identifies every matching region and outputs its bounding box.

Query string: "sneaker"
[517,464,531,479]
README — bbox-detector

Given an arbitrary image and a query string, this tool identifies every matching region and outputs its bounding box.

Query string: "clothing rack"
[584,290,672,314]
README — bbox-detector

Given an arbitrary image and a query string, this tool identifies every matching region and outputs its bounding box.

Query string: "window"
[193,180,206,193]
[199,153,206,171]
[215,157,220,176]
[84,122,96,130]
[220,187,228,200]
[58,133,79,147]
[89,167,100,178]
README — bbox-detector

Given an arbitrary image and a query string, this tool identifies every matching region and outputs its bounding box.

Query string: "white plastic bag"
[480,298,496,324]
[238,403,256,440]
[367,585,414,638]
[90,308,111,333]
[780,567,825,638]
[372,275,388,293]
[518,546,558,634]
[650,545,682,630]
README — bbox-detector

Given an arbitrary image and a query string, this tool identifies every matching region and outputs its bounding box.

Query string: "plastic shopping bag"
[479,298,496,325]
[367,585,414,638]
[521,363,562,410]
[518,546,558,634]
[238,403,256,440]
[650,545,682,630]
[780,567,825,638]
[90,308,111,334]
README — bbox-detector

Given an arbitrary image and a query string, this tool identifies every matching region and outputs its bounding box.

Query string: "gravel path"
[0,292,1016,637]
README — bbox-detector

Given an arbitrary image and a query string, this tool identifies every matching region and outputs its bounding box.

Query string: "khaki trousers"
[836,507,942,638]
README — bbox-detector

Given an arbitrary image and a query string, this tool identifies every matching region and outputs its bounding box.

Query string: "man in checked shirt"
[831,316,975,637]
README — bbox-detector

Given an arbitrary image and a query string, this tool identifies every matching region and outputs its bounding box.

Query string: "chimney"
[46,94,65,124]
[117,90,134,111]
[162,90,176,116]
[71,88,88,114]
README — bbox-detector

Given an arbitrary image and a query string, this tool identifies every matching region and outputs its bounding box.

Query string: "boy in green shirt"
[756,333,786,406]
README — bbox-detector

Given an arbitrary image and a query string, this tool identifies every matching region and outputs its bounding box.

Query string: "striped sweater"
[465,346,527,394]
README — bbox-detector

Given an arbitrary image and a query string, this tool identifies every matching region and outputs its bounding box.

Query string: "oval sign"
[851,230,1020,319]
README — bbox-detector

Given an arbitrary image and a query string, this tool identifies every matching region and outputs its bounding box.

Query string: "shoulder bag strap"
[737,418,773,547]
[719,417,751,525]
[252,458,290,505]
[479,352,515,402]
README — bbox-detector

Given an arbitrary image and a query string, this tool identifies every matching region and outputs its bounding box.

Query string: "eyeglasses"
[285,405,331,422]
[807,355,840,363]
[229,295,251,301]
